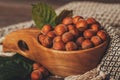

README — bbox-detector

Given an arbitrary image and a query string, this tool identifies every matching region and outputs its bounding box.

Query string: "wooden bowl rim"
[38,39,109,54]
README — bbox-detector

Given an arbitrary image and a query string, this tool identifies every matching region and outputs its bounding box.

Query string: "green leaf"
[32,3,57,29]
[55,10,73,24]
[0,54,34,80]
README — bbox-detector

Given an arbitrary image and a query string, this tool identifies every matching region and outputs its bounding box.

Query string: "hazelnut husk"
[62,32,74,43]
[54,24,67,36]
[73,16,84,24]
[97,30,107,41]
[76,37,85,46]
[86,17,96,25]
[39,35,52,48]
[76,19,88,31]
[65,41,78,51]
[91,36,102,46]
[47,31,56,39]
[41,24,53,35]
[67,25,75,31]
[62,17,73,25]
[69,29,80,38]
[90,23,101,32]
[53,36,62,43]
[53,41,65,50]
[83,29,96,39]
[81,39,93,49]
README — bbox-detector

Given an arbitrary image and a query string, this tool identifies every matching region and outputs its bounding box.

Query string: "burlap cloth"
[0,1,120,80]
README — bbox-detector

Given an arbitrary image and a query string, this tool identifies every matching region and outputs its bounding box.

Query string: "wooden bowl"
[36,40,109,77]
[3,28,109,77]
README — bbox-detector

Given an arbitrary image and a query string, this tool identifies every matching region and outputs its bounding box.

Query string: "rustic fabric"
[0,1,120,80]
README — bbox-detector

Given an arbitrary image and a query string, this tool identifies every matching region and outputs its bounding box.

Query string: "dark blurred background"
[0,0,119,27]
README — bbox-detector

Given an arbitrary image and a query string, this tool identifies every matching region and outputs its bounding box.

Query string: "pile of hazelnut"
[38,16,108,51]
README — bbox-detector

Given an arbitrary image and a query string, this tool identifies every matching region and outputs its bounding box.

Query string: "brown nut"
[86,17,96,25]
[67,25,75,31]
[91,36,102,46]
[53,41,65,50]
[53,36,62,43]
[41,24,53,35]
[62,32,74,43]
[33,63,42,70]
[97,30,107,41]
[69,29,80,38]
[76,19,88,31]
[76,37,85,46]
[90,22,101,32]
[62,17,73,25]
[73,16,84,24]
[38,34,46,43]
[47,31,56,39]
[83,29,96,39]
[31,70,43,80]
[38,67,49,77]
[65,41,78,51]
[81,39,93,49]
[39,35,53,48]
[54,24,67,36]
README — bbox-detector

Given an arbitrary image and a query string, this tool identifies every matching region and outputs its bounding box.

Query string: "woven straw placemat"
[0,1,120,80]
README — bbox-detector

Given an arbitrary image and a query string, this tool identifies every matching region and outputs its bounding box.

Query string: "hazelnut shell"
[91,36,102,46]
[62,17,73,25]
[83,29,96,39]
[41,24,53,35]
[81,39,93,49]
[55,24,67,36]
[62,32,74,43]
[86,17,96,25]
[53,41,65,50]
[76,19,88,31]
[76,37,85,46]
[97,30,107,41]
[73,16,83,24]
[65,41,78,51]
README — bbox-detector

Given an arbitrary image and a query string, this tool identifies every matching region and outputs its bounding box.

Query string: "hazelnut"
[65,41,78,51]
[38,67,49,77]
[38,34,46,43]
[62,32,74,43]
[86,17,96,25]
[39,36,53,48]
[31,70,42,80]
[97,30,107,41]
[33,63,42,70]
[83,29,96,39]
[53,36,62,43]
[41,24,53,35]
[69,29,80,38]
[53,41,65,50]
[62,17,73,25]
[54,24,67,36]
[91,36,102,46]
[73,16,84,24]
[76,37,85,46]
[47,31,56,39]
[67,25,75,31]
[76,19,88,31]
[90,23,100,32]
[81,39,93,49]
